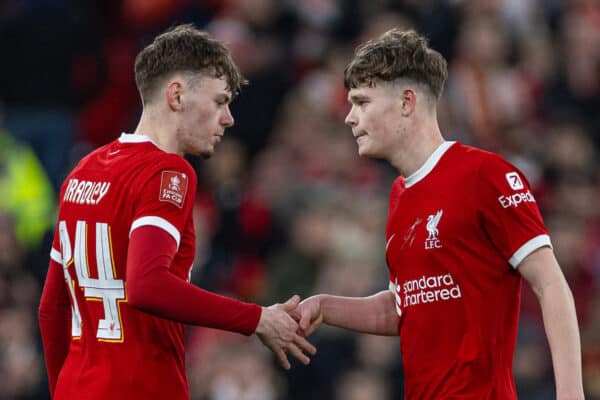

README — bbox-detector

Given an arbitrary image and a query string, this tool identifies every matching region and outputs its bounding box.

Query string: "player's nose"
[344,109,357,127]
[221,106,234,128]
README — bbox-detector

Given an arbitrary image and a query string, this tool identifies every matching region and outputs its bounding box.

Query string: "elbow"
[38,302,49,325]
[127,274,160,312]
[39,297,56,324]
[127,282,146,310]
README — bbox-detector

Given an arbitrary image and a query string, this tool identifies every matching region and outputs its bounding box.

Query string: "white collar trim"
[404,141,455,188]
[118,133,156,145]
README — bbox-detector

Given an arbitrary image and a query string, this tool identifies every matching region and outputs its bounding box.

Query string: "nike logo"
[108,150,120,156]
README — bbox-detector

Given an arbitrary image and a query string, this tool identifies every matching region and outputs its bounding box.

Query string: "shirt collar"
[404,141,456,188]
[118,133,156,145]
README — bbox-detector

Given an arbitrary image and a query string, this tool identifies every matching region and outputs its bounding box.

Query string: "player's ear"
[400,88,417,116]
[166,80,184,111]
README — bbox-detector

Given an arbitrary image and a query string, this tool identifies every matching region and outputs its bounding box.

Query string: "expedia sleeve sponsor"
[497,190,536,209]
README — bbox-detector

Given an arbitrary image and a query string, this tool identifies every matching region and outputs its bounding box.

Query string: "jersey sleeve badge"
[159,171,188,208]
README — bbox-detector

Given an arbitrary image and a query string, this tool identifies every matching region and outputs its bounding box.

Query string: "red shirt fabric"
[40,133,261,400]
[386,142,550,399]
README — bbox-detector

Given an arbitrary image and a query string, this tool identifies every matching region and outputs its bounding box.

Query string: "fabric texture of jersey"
[385,142,550,399]
[49,133,198,400]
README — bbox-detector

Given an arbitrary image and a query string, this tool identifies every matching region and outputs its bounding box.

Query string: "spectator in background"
[0,1,106,190]
[0,128,55,251]
[0,214,45,399]
[543,2,600,148]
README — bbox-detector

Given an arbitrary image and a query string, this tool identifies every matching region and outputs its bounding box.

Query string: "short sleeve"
[130,156,197,250]
[477,155,551,268]
[388,272,396,294]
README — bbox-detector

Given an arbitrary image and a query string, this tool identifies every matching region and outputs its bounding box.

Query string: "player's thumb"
[282,294,300,311]
[299,309,311,332]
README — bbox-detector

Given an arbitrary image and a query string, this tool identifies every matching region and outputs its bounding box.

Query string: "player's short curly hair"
[344,29,448,99]
[134,24,246,105]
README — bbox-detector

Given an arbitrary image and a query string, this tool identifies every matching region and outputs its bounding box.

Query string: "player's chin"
[200,148,215,158]
[192,145,215,159]
[357,144,373,158]
[358,146,384,160]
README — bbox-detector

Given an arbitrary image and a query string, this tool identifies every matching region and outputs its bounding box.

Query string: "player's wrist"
[555,386,585,400]
[254,306,271,336]
[305,294,327,322]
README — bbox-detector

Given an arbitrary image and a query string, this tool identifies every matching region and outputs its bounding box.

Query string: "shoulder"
[452,143,499,165]
[138,154,197,208]
[59,144,111,190]
[140,153,197,183]
[451,143,520,178]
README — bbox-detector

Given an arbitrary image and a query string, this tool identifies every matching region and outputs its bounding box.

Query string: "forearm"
[127,227,261,335]
[537,278,584,398]
[128,265,261,335]
[317,290,398,336]
[39,261,71,396]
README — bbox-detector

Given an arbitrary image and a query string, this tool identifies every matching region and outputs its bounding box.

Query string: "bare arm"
[297,290,398,336]
[519,247,584,400]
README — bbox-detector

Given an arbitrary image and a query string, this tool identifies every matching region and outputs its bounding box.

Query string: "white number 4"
[59,220,126,342]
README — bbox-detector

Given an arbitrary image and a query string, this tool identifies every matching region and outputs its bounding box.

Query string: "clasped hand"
[255,294,323,369]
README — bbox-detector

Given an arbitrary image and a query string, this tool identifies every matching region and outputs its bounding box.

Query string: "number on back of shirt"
[58,220,126,342]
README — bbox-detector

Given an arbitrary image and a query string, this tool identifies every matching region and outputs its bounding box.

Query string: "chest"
[386,190,477,264]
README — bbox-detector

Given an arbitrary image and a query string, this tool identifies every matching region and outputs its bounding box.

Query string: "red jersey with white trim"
[386,142,550,399]
[49,133,196,400]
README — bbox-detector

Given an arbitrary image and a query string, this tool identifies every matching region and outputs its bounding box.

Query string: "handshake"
[255,294,323,370]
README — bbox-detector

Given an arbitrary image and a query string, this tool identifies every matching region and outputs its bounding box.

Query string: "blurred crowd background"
[0,0,599,399]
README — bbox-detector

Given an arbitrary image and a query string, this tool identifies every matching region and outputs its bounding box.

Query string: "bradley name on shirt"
[63,179,111,205]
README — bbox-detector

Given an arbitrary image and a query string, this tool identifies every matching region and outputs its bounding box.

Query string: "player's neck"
[389,122,444,178]
[133,109,181,155]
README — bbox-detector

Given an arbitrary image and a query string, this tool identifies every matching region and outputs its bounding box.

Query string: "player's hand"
[255,295,317,370]
[295,295,324,337]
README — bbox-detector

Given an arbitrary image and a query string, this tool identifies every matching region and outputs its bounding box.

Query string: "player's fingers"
[288,308,301,322]
[306,314,323,337]
[274,347,291,370]
[299,309,312,331]
[294,333,317,355]
[282,294,300,311]
[286,343,310,365]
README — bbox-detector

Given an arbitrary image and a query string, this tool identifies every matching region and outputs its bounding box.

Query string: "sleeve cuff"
[509,234,552,268]
[389,280,396,294]
[130,216,181,249]
[246,304,263,336]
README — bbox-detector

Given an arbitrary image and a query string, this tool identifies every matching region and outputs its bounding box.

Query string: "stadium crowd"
[0,0,599,398]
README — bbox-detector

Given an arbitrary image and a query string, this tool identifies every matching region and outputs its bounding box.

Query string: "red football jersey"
[49,134,196,399]
[386,142,551,399]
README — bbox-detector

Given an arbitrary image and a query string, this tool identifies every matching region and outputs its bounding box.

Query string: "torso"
[386,142,549,399]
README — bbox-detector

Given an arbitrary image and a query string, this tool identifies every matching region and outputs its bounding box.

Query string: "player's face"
[178,76,234,157]
[344,84,403,160]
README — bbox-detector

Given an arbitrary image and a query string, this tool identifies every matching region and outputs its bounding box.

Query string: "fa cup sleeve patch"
[159,171,188,208]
